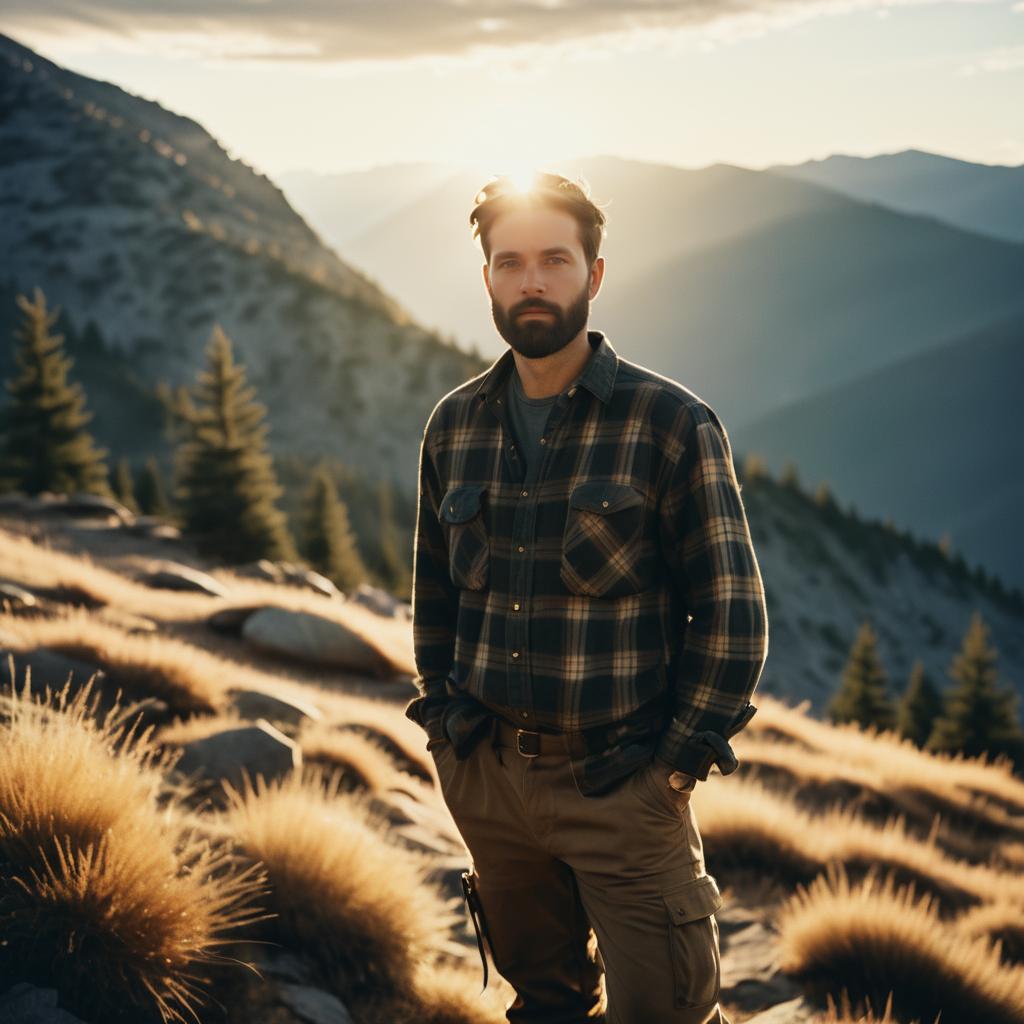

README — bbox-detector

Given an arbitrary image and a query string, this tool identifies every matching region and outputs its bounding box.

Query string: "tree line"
[0,287,407,595]
[828,611,1023,770]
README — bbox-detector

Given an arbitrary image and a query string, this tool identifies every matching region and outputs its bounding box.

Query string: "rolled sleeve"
[654,404,769,779]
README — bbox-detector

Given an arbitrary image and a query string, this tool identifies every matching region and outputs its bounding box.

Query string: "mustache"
[512,301,560,315]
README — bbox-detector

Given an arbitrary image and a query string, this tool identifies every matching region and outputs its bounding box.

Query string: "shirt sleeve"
[654,402,769,779]
[404,427,458,744]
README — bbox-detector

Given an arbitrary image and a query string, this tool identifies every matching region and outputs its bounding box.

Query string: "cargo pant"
[429,717,731,1024]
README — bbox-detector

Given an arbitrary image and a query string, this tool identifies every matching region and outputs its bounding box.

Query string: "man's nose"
[519,265,546,293]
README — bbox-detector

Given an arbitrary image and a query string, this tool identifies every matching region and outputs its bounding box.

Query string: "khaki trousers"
[431,718,731,1024]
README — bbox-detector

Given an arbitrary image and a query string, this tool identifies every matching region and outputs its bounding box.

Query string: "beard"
[491,281,590,360]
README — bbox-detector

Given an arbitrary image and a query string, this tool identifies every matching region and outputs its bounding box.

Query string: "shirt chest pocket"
[560,481,653,599]
[439,484,490,591]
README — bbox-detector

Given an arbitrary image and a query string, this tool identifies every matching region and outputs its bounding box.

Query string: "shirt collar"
[473,330,618,405]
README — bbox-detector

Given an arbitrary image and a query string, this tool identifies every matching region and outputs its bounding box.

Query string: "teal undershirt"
[507,368,558,476]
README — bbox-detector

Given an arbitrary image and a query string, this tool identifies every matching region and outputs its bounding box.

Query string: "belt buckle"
[515,728,540,758]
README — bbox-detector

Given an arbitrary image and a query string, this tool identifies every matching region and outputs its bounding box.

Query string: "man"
[405,171,769,1024]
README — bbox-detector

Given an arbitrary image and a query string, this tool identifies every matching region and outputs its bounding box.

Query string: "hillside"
[0,34,482,485]
[0,505,1022,1023]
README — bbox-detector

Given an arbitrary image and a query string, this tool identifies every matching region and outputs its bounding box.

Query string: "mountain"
[767,148,1024,245]
[0,34,482,485]
[741,313,1024,590]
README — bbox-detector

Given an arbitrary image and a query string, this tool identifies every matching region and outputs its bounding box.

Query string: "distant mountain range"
[767,148,1024,246]
[0,33,480,485]
[280,154,1024,588]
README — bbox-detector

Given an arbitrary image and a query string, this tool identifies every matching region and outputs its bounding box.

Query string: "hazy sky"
[5,0,1023,179]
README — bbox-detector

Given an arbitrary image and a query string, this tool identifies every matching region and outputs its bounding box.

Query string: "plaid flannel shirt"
[405,330,769,796]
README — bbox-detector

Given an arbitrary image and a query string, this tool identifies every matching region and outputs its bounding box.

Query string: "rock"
[240,606,395,678]
[207,605,264,634]
[0,982,88,1023]
[229,689,322,729]
[350,583,411,620]
[32,491,135,525]
[231,560,341,598]
[0,492,31,512]
[0,647,107,701]
[124,516,182,541]
[0,582,40,611]
[742,997,818,1023]
[174,720,301,791]
[142,562,229,597]
[277,984,354,1024]
[718,904,805,1015]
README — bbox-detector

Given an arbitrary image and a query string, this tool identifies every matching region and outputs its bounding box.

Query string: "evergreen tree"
[171,325,296,564]
[0,288,111,496]
[373,479,410,596]
[927,611,1023,762]
[897,659,943,747]
[300,463,366,592]
[136,455,172,519]
[114,457,139,514]
[828,620,896,731]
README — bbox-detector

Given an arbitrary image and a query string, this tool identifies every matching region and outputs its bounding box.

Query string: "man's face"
[483,206,603,360]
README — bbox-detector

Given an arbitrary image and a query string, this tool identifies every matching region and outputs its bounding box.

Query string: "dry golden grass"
[389,961,511,1023]
[297,719,405,792]
[746,697,1024,816]
[957,902,1024,965]
[777,863,1024,1024]
[220,767,460,1016]
[694,776,1024,915]
[0,674,268,1023]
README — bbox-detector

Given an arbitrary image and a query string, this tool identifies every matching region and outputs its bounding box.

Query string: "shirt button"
[520,490,528,497]
[513,602,521,611]
[568,387,577,397]
[601,500,609,508]
[539,438,547,446]
[511,651,520,658]
[517,545,525,553]
[520,711,529,719]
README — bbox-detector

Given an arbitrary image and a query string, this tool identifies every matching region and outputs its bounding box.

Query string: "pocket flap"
[440,484,486,524]
[662,874,723,925]
[569,481,643,515]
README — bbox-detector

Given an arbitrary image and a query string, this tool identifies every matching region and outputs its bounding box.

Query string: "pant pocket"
[661,874,723,1009]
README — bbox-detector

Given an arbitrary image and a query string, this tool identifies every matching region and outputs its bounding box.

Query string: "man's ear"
[482,261,492,298]
[588,256,605,300]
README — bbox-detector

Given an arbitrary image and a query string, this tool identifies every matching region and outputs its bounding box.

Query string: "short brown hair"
[469,171,608,269]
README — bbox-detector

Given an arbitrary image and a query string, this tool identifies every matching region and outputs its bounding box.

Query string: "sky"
[3,1,1023,180]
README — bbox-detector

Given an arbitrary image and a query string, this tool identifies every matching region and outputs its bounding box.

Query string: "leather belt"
[492,715,574,757]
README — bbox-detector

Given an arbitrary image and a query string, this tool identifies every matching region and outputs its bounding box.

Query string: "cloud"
[1,0,996,65]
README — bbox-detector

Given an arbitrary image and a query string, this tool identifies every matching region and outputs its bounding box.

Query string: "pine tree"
[828,620,896,731]
[300,463,366,592]
[171,325,296,564]
[114,457,139,514]
[136,456,172,519]
[897,659,943,747]
[373,479,410,595]
[0,288,111,496]
[927,611,1023,761]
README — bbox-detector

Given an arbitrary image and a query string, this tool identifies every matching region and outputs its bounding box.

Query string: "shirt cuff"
[403,693,447,744]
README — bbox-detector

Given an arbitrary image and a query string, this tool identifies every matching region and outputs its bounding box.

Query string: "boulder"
[0,983,88,1023]
[142,562,229,597]
[277,985,355,1024]
[174,720,300,791]
[240,606,395,678]
[207,604,264,635]
[0,647,107,701]
[229,688,322,729]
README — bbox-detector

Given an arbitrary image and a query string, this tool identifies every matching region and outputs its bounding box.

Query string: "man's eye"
[547,256,567,264]
[499,260,517,269]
